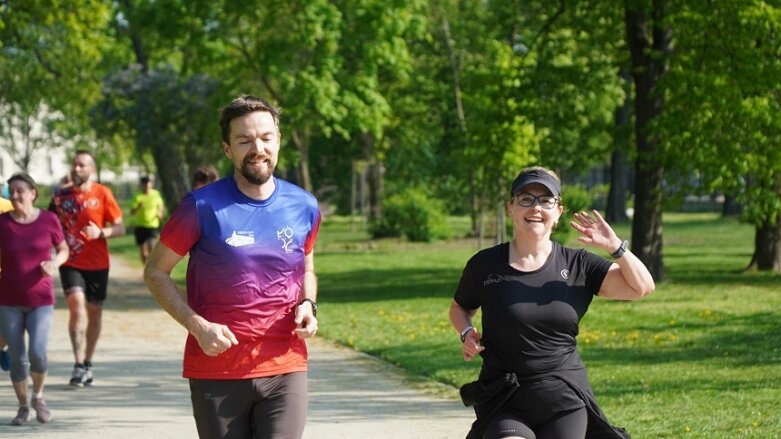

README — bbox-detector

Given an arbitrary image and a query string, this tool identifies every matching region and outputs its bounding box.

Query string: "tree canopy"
[2,0,780,273]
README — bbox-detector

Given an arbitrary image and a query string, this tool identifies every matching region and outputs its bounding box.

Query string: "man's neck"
[77,180,93,192]
[234,173,275,201]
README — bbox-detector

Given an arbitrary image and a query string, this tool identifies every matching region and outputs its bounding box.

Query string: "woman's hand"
[463,328,485,361]
[40,260,57,277]
[570,210,622,254]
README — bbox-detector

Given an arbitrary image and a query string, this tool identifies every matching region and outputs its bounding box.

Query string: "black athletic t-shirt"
[454,241,612,377]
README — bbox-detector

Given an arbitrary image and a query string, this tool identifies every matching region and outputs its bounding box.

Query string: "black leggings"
[483,407,588,439]
[189,372,307,439]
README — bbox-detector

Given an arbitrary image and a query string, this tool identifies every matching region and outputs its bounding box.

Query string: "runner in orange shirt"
[50,150,125,387]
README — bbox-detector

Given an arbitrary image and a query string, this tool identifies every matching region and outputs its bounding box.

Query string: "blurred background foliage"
[2,0,780,274]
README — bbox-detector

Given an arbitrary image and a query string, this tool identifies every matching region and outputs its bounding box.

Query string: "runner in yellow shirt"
[130,175,165,264]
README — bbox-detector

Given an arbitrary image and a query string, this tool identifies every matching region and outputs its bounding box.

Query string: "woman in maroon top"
[0,173,68,426]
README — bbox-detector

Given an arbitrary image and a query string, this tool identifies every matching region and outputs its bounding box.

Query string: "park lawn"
[110,212,781,437]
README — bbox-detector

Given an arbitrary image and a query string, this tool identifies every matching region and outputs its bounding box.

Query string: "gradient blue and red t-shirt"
[160,176,321,380]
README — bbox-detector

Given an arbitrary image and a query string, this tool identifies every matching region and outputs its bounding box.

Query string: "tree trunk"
[495,202,506,244]
[748,217,781,272]
[122,0,149,72]
[443,13,477,236]
[625,1,672,281]
[495,174,507,244]
[606,70,631,224]
[362,133,384,223]
[122,0,185,209]
[290,129,313,193]
[150,141,188,212]
[722,193,742,217]
[606,149,631,223]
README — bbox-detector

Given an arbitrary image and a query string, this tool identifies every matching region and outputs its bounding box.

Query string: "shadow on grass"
[583,311,780,368]
[319,267,461,303]
[666,270,781,286]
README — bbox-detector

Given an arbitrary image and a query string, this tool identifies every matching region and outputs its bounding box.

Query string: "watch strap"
[460,326,475,343]
[300,298,317,317]
[610,240,629,259]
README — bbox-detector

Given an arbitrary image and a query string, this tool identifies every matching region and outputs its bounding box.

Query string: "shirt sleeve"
[103,187,123,224]
[155,191,165,209]
[160,195,200,256]
[48,212,65,246]
[453,256,482,310]
[303,209,321,255]
[130,193,140,210]
[580,250,613,296]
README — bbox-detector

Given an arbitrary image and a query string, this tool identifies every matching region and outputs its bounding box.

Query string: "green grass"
[112,212,781,437]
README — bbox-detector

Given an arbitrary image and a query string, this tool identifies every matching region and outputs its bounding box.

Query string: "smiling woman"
[0,172,69,426]
[448,165,655,439]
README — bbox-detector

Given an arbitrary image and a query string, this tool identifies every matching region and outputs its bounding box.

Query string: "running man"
[50,150,125,387]
[145,95,321,439]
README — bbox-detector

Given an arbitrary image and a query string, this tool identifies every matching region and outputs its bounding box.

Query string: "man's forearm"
[301,270,317,302]
[144,266,201,332]
[103,221,126,239]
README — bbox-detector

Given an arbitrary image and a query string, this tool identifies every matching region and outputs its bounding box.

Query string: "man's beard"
[71,171,88,186]
[240,155,274,185]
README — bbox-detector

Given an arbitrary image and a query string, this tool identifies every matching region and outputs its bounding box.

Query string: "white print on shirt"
[277,226,294,253]
[225,231,255,247]
[483,273,503,287]
[560,269,570,279]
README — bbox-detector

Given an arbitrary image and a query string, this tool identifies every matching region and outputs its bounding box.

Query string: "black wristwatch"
[300,298,317,317]
[460,326,474,343]
[610,240,629,259]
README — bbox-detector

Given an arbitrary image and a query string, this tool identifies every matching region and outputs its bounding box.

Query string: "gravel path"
[0,256,473,438]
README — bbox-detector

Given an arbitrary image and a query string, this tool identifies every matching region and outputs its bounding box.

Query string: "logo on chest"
[277,226,294,253]
[225,231,255,247]
[483,273,504,286]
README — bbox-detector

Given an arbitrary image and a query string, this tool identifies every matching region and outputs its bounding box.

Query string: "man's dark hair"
[219,95,280,144]
[74,149,97,166]
[192,165,219,188]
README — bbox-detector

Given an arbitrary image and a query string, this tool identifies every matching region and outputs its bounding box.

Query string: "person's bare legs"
[12,379,28,406]
[85,302,103,363]
[9,371,46,424]
[66,290,87,364]
[140,237,158,264]
[30,371,51,422]
[67,290,95,386]
[11,378,30,425]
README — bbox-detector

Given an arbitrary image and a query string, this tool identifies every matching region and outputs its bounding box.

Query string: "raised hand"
[570,210,621,253]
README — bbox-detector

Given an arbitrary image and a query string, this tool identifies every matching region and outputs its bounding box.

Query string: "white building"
[0,103,141,195]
